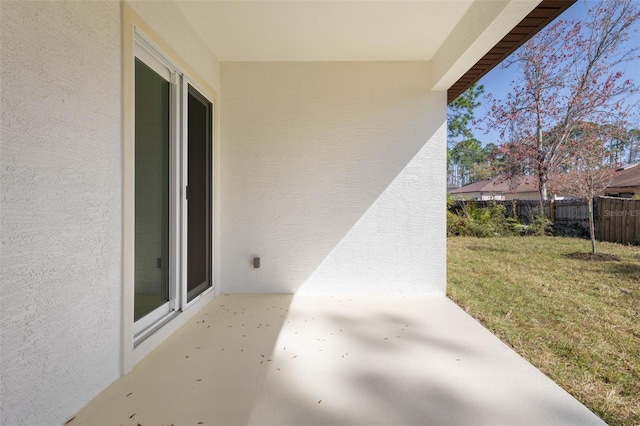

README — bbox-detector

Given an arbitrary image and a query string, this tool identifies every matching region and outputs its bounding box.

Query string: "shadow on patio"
[73,294,604,425]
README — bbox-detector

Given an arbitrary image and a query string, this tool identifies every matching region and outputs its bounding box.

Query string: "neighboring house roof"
[450,175,542,195]
[448,0,575,103]
[607,164,640,190]
[452,167,640,198]
[449,179,497,194]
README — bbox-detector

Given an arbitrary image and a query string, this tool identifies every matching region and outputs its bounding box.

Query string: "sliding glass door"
[132,33,214,342]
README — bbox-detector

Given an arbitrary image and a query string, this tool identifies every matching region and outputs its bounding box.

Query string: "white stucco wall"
[0,2,122,425]
[221,62,446,294]
[0,1,222,425]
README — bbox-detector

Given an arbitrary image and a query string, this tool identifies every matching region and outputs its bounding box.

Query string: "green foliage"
[447,199,517,237]
[447,197,552,237]
[551,222,590,238]
[447,83,485,143]
[447,84,494,188]
[523,215,552,236]
[448,138,488,184]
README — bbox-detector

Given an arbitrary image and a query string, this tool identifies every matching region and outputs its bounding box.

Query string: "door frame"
[122,4,218,374]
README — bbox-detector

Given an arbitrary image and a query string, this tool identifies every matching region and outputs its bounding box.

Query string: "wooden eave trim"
[447,0,576,104]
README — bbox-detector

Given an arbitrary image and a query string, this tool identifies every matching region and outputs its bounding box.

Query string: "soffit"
[175,1,474,62]
[171,1,572,99]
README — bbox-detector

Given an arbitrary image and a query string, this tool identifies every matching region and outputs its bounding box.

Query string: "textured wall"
[0,2,122,425]
[221,62,446,294]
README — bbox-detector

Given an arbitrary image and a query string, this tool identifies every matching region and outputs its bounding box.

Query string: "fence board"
[616,204,622,243]
[607,198,613,241]
[617,199,625,243]
[626,203,635,244]
[636,200,640,245]
[596,199,605,240]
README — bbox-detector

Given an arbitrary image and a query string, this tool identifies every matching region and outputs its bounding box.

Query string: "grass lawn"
[447,236,640,426]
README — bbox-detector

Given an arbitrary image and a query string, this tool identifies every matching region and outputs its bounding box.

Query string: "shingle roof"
[608,164,640,189]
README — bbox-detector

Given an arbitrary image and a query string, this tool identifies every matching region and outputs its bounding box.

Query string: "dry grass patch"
[447,236,640,426]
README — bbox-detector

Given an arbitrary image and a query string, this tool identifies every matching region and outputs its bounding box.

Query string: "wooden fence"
[451,197,640,245]
[552,199,590,230]
[595,197,640,245]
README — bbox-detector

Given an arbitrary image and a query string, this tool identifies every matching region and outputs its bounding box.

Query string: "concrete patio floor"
[73,294,605,425]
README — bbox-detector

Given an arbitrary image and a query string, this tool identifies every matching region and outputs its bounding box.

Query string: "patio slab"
[73,294,605,425]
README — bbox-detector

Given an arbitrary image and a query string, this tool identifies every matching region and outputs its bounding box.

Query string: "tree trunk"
[588,197,597,254]
[538,179,548,218]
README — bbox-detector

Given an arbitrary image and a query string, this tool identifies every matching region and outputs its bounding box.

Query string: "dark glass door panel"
[187,86,212,302]
[134,58,170,321]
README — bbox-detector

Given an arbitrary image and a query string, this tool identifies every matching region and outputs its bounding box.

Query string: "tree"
[486,0,640,211]
[448,83,485,144]
[447,83,485,187]
[449,138,487,186]
[554,122,619,253]
[624,128,640,164]
[482,143,505,173]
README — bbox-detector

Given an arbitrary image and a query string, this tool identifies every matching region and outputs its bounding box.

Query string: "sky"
[467,0,640,147]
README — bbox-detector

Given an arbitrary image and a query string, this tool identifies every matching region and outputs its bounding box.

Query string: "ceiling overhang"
[170,0,574,103]
[175,1,476,62]
[447,0,576,103]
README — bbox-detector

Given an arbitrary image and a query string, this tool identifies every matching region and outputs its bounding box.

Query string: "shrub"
[447,199,520,237]
[520,214,552,236]
[550,222,589,238]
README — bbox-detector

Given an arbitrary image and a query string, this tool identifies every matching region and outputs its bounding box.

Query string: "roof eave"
[447,0,576,104]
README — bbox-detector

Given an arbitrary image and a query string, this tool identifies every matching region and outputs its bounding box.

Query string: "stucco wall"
[0,1,221,425]
[221,62,446,294]
[0,2,122,425]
